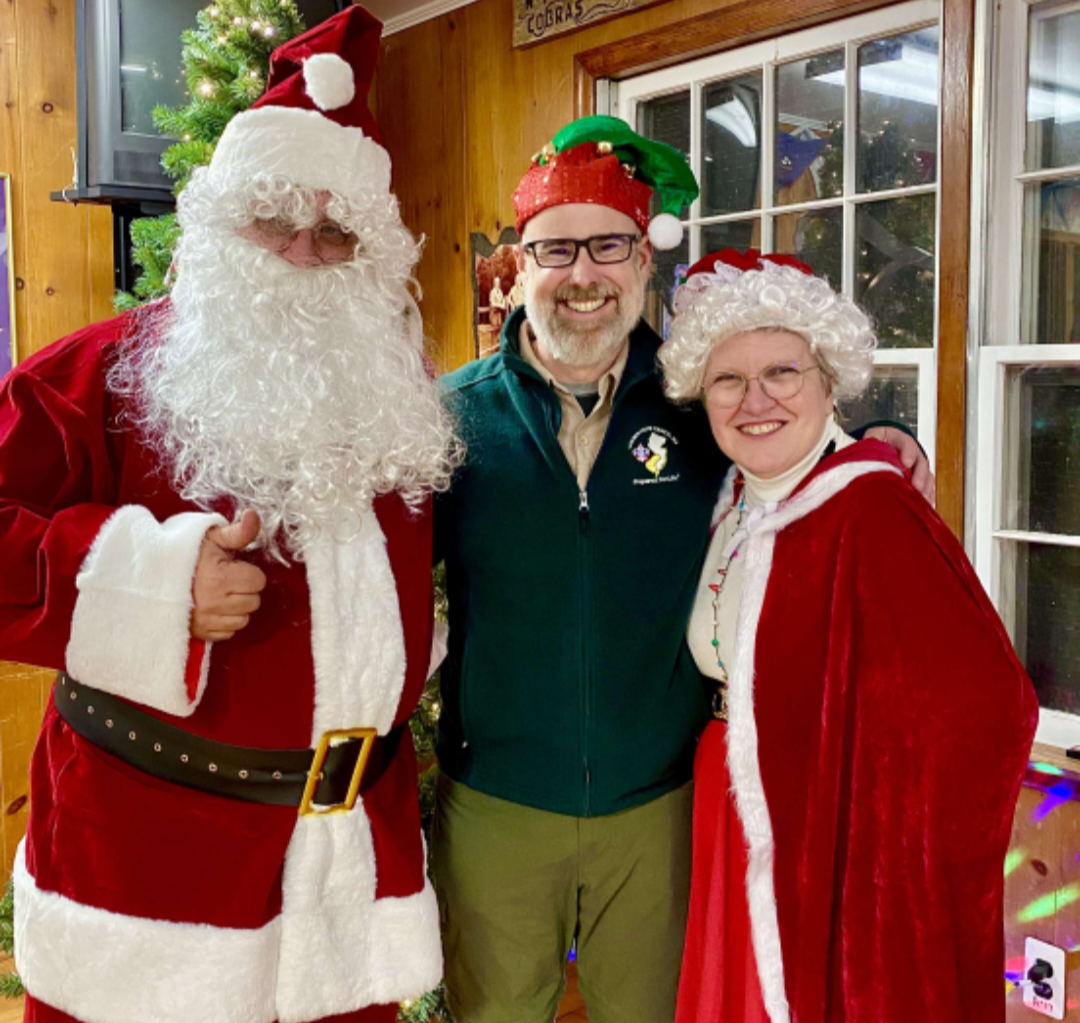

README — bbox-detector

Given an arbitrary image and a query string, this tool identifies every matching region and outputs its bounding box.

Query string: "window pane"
[644,234,690,340]
[702,72,763,216]
[1023,177,1080,345]
[1009,542,1080,715]
[775,50,845,206]
[774,206,843,288]
[1003,365,1080,536]
[700,219,761,255]
[856,27,940,193]
[839,364,919,434]
[1027,8,1080,172]
[856,193,936,348]
[637,91,692,220]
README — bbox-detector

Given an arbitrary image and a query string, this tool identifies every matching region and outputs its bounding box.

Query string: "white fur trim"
[65,507,226,717]
[12,841,279,1023]
[276,811,442,1021]
[274,511,437,1016]
[725,459,901,1023]
[209,107,391,201]
[303,53,355,112]
[304,510,407,737]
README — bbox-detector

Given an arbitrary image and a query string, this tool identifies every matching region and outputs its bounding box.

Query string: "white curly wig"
[659,257,877,403]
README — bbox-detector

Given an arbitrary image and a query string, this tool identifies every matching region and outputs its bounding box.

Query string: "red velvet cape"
[678,442,1037,1023]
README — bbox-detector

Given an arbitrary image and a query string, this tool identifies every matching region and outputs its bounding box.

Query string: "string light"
[264,25,276,37]
[208,5,219,15]
[251,20,262,29]
[233,15,245,25]
[217,34,227,44]
[198,80,215,97]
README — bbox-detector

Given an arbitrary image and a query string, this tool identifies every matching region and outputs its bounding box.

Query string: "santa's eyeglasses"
[524,234,641,268]
[245,215,360,257]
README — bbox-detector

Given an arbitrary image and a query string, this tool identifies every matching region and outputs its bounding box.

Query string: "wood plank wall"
[377,0,726,374]
[0,0,115,881]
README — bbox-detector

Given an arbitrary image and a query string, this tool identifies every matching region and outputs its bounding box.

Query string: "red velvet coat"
[0,309,442,1023]
[677,442,1037,1023]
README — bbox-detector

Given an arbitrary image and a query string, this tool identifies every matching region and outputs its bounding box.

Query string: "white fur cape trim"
[723,460,902,1023]
[65,506,226,717]
[209,106,391,202]
[12,841,280,1023]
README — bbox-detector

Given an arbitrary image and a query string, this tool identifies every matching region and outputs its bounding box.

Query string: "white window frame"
[614,0,941,463]
[976,0,1080,748]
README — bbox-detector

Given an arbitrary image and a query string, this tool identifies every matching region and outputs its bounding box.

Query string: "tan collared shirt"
[519,322,629,491]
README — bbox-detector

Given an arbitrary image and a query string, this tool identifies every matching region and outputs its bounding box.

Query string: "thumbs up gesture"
[190,510,268,642]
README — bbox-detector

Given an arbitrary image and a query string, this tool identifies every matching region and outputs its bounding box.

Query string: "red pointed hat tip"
[684,248,814,281]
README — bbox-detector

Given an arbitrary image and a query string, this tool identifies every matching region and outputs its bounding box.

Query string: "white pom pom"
[303,53,355,111]
[647,213,683,250]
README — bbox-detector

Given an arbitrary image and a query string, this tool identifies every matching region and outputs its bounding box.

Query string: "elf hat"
[513,115,699,251]
[208,5,391,203]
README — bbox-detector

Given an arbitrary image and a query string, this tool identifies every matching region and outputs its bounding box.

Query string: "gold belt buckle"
[298,727,378,818]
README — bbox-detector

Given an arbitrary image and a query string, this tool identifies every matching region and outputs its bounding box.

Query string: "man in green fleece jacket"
[431,116,933,1023]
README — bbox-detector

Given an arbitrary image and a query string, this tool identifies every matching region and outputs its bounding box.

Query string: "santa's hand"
[191,510,267,641]
[864,426,936,505]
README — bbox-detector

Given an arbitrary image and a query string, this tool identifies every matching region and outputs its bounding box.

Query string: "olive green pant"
[430,775,693,1023]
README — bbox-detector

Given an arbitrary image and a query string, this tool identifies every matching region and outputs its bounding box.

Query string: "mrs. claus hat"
[208,5,391,202]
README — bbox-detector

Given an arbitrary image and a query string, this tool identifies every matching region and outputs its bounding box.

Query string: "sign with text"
[513,0,667,48]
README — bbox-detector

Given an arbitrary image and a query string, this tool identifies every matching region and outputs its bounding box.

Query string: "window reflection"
[702,72,763,216]
[856,27,940,193]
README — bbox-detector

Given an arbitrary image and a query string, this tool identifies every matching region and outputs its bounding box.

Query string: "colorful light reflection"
[1018,883,1080,923]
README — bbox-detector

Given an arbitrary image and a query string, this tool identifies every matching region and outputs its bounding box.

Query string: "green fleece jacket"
[434,306,727,817]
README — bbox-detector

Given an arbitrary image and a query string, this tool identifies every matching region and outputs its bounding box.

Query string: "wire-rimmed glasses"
[705,362,823,409]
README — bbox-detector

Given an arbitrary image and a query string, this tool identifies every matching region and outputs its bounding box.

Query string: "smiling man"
[431,116,934,1023]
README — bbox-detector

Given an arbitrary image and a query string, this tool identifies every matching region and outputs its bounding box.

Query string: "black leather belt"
[54,672,401,815]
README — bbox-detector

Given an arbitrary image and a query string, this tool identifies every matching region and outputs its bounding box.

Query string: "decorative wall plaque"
[513,0,668,48]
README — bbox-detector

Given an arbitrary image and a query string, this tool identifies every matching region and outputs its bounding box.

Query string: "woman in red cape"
[658,250,1038,1023]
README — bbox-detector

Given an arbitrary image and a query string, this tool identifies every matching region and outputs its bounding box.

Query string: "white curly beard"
[109,171,462,559]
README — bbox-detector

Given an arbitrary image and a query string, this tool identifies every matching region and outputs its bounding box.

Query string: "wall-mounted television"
[66,0,349,206]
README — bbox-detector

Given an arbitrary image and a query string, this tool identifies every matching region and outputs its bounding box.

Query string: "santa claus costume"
[657,251,1038,1023]
[0,8,455,1023]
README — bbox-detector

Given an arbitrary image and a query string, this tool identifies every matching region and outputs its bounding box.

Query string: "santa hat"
[513,115,699,250]
[207,5,391,203]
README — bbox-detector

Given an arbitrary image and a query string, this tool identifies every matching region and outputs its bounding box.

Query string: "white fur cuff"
[66,506,227,717]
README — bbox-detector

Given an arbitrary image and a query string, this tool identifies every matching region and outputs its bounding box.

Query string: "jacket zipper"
[578,486,591,815]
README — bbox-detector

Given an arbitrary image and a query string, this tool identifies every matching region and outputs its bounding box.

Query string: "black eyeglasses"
[523,234,641,269]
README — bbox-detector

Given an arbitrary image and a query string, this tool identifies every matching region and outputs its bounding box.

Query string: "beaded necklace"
[708,478,751,721]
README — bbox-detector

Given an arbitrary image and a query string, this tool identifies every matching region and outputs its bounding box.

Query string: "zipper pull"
[579,490,590,514]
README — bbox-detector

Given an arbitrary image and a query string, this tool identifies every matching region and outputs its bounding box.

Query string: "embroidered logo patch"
[628,427,681,486]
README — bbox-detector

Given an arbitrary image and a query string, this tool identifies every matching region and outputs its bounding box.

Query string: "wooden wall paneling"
[87,205,115,323]
[0,0,27,364]
[16,0,92,355]
[1004,759,1080,1022]
[0,664,51,880]
[380,14,471,372]
[934,0,974,538]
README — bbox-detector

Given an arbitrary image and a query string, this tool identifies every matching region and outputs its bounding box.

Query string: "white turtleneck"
[688,418,855,683]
